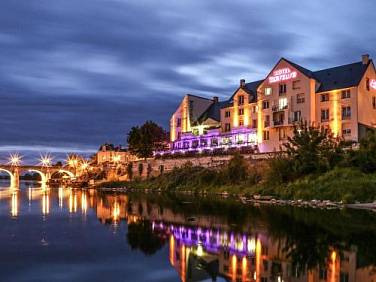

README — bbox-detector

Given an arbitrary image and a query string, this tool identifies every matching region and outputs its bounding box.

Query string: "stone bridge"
[0,165,76,187]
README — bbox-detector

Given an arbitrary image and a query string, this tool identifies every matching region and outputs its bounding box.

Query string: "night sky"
[0,0,375,163]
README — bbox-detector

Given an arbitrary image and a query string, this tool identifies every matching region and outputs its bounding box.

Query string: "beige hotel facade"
[168,54,376,153]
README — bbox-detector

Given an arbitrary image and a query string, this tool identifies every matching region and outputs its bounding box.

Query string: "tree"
[351,131,376,173]
[127,121,167,159]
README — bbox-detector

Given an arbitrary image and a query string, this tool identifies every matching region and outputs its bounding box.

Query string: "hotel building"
[168,55,376,153]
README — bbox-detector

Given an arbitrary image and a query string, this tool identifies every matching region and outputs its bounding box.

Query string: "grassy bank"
[97,165,376,203]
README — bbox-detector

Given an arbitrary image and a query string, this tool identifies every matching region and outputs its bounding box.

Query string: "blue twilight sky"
[0,0,375,162]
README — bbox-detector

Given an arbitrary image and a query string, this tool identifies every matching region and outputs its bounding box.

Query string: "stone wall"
[128,153,273,179]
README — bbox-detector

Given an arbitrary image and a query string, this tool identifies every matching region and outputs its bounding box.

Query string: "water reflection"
[0,185,376,282]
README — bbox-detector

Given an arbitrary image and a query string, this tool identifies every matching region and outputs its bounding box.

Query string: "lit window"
[238,108,244,116]
[252,106,258,113]
[321,93,329,102]
[297,93,305,104]
[341,90,351,99]
[279,97,288,110]
[239,119,244,126]
[264,87,272,96]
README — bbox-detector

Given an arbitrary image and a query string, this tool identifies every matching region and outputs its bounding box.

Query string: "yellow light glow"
[58,187,63,208]
[242,256,247,281]
[231,254,237,282]
[169,235,175,266]
[244,106,249,127]
[112,201,120,221]
[331,91,340,137]
[171,114,176,141]
[255,239,262,282]
[11,191,18,217]
[39,153,52,167]
[42,193,49,215]
[112,155,121,163]
[257,100,263,144]
[181,245,186,282]
[196,244,204,257]
[330,250,337,282]
[8,153,22,166]
[81,192,87,214]
[248,238,256,253]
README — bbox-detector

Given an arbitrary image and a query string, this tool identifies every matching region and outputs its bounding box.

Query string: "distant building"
[96,143,138,165]
[168,54,376,153]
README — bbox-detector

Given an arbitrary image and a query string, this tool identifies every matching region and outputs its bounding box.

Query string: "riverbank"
[96,166,376,205]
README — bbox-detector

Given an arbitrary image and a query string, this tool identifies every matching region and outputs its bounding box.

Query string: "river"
[0,180,376,282]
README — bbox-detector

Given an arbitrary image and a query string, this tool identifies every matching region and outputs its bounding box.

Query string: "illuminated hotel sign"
[269,67,297,83]
[371,79,376,90]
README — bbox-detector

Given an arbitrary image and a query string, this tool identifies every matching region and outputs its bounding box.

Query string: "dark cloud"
[0,0,375,161]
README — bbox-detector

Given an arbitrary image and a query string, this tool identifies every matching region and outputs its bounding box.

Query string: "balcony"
[273,120,285,127]
[272,105,288,112]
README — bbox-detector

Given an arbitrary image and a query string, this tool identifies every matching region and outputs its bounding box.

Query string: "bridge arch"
[0,168,15,184]
[28,169,47,184]
[51,169,75,179]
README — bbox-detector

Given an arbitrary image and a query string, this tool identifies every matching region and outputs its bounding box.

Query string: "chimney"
[240,79,246,88]
[212,96,219,103]
[362,54,370,65]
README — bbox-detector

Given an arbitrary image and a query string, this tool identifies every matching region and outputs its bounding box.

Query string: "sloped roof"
[313,60,371,92]
[283,58,315,78]
[198,100,228,123]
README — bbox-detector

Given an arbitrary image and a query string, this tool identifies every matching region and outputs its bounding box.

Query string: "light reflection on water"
[0,181,376,281]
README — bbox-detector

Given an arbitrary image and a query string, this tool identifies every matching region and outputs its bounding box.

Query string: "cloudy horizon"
[0,0,375,162]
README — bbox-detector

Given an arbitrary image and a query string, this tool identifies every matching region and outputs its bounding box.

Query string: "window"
[341,89,351,99]
[321,93,329,102]
[366,78,370,91]
[321,109,329,121]
[279,84,287,95]
[373,97,376,109]
[279,97,288,110]
[225,111,231,118]
[262,100,269,109]
[279,128,287,140]
[296,93,305,104]
[342,128,351,136]
[177,118,181,127]
[261,278,268,282]
[263,130,269,141]
[252,105,258,113]
[340,272,349,282]
[239,119,244,126]
[238,108,244,116]
[293,111,301,122]
[264,87,272,96]
[252,119,257,128]
[263,260,268,271]
[264,115,270,127]
[342,106,351,119]
[225,123,231,132]
[292,80,300,90]
[238,95,244,105]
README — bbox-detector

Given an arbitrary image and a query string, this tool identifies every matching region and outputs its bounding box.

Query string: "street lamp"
[8,153,22,166]
[39,153,53,167]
